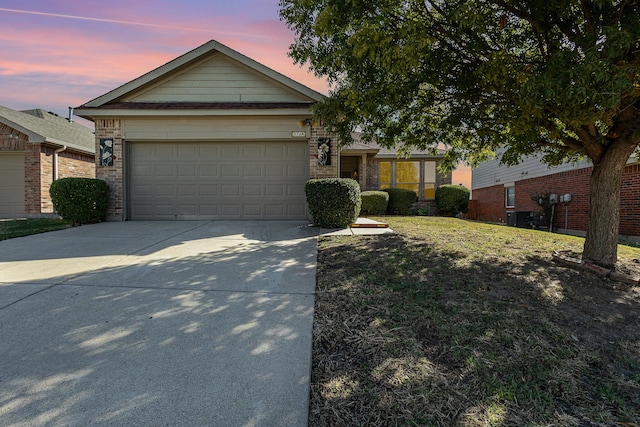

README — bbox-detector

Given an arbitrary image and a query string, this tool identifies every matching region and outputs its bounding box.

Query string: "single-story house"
[472,152,640,241]
[0,105,95,217]
[75,40,449,221]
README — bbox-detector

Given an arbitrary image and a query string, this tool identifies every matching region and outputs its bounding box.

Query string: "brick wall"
[40,146,95,213]
[0,123,28,150]
[309,124,339,179]
[514,167,591,231]
[473,163,640,236]
[620,163,640,236]
[95,119,124,220]
[39,148,53,213]
[24,144,42,214]
[473,184,507,222]
[365,161,379,190]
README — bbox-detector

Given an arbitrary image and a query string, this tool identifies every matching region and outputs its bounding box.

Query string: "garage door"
[0,152,25,217]
[129,141,309,220]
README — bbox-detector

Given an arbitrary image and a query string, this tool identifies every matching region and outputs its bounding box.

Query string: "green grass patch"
[311,217,640,426]
[0,218,71,241]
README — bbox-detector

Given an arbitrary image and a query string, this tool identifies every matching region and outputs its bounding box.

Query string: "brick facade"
[94,119,125,220]
[39,146,95,213]
[309,124,339,179]
[93,116,454,221]
[473,184,507,222]
[620,163,640,236]
[0,122,94,216]
[473,164,640,237]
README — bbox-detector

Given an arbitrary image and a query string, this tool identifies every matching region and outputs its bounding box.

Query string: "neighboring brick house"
[74,40,450,221]
[471,152,640,242]
[0,105,96,217]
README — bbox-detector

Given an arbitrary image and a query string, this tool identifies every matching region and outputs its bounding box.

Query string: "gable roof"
[76,40,323,114]
[0,105,94,153]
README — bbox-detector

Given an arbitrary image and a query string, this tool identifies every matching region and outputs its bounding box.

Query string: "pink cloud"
[0,2,330,120]
[451,164,472,189]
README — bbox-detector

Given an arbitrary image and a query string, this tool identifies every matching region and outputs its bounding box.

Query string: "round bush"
[305,178,361,228]
[435,184,470,216]
[360,191,389,215]
[50,178,110,225]
[383,188,417,215]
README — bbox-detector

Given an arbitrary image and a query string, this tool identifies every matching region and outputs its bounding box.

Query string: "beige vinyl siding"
[472,152,593,190]
[0,152,25,216]
[130,55,304,103]
[124,116,307,141]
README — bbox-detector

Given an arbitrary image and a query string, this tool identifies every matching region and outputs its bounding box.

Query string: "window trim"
[379,159,438,200]
[505,185,515,208]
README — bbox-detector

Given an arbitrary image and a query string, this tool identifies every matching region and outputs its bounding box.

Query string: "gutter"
[52,145,67,181]
[42,136,95,155]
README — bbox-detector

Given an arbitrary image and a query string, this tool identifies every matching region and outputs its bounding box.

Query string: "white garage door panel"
[0,152,25,217]
[129,141,308,220]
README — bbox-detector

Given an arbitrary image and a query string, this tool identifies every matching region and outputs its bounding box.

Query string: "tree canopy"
[280,0,640,267]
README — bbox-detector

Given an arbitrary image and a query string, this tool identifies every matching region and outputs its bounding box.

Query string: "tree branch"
[580,0,595,33]
[574,126,605,161]
[492,0,549,58]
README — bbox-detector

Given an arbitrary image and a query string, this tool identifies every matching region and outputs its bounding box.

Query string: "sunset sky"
[0,0,470,186]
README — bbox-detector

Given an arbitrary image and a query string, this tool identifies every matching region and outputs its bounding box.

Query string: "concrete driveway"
[0,221,318,426]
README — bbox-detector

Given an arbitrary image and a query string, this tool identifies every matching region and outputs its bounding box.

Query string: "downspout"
[53,145,67,181]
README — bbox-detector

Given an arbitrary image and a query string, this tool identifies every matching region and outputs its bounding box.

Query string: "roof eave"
[339,148,380,155]
[42,137,95,154]
[374,153,444,159]
[74,107,315,120]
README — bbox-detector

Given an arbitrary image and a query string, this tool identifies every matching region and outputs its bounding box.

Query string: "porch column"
[359,154,368,190]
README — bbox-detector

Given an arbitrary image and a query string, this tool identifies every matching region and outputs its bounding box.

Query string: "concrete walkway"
[0,221,319,427]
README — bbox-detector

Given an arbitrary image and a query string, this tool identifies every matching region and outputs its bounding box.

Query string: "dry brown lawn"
[310,217,640,426]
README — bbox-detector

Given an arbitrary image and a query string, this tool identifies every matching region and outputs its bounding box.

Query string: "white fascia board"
[74,108,314,118]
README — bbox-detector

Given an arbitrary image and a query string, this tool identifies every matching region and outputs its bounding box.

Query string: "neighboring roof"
[0,105,95,154]
[340,132,445,159]
[76,40,324,116]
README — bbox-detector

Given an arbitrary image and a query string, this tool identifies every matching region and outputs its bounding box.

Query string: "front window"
[395,161,420,194]
[380,161,392,190]
[423,162,436,199]
[506,186,515,208]
[379,160,438,200]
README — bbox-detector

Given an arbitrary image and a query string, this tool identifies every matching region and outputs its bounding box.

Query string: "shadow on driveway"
[0,221,317,426]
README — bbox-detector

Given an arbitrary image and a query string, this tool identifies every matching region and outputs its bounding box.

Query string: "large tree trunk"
[583,141,637,268]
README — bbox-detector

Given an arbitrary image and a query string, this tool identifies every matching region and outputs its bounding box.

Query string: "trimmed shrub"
[383,188,417,215]
[50,178,110,225]
[305,178,361,228]
[360,191,389,215]
[435,184,470,216]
